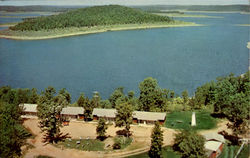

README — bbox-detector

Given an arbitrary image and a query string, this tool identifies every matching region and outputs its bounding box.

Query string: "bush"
[113,136,132,150]
[173,130,206,158]
[113,138,122,149]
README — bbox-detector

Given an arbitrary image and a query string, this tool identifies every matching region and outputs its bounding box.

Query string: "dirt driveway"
[23,118,177,158]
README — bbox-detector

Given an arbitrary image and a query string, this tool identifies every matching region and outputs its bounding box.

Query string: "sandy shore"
[0,23,18,27]
[0,22,203,40]
[247,42,250,49]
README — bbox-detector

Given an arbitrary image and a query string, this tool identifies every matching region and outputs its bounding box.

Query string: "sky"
[0,0,249,6]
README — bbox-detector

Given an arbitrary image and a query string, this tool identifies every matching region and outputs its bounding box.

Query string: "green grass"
[219,144,250,158]
[165,111,217,130]
[55,138,105,151]
[127,146,181,158]
[219,145,239,158]
[238,144,250,158]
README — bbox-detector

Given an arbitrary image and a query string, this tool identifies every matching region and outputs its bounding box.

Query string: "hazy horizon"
[0,0,249,6]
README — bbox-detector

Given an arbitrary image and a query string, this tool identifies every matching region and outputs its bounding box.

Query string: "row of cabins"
[20,104,225,158]
[20,104,166,125]
[92,108,166,125]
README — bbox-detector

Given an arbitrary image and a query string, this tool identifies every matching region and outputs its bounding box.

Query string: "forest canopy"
[10,5,172,31]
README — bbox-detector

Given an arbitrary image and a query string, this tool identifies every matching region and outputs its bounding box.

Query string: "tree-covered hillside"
[10,5,172,31]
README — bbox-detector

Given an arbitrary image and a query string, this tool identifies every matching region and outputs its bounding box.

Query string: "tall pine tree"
[149,121,163,158]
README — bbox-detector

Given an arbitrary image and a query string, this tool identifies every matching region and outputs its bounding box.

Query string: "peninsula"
[0,5,201,40]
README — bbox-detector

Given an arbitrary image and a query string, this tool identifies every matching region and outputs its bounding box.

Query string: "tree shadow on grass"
[210,113,226,119]
[42,132,71,145]
[218,130,239,145]
[116,129,132,137]
[96,136,108,141]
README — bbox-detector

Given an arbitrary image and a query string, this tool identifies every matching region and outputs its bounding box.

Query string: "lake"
[0,12,249,101]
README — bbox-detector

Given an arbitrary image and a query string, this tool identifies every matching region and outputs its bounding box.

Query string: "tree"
[0,86,17,104]
[174,130,206,158]
[115,102,133,135]
[170,90,175,99]
[96,118,108,140]
[77,93,85,107]
[224,93,249,137]
[128,90,135,99]
[0,102,30,158]
[194,81,216,108]
[83,97,94,121]
[213,72,250,139]
[37,87,69,144]
[109,87,125,108]
[181,90,189,104]
[16,88,30,104]
[100,100,112,109]
[148,121,163,158]
[59,88,71,103]
[139,77,166,112]
[29,88,39,104]
[42,86,56,100]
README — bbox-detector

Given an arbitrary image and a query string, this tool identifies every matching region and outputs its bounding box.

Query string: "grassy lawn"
[238,144,250,158]
[55,138,105,151]
[165,111,217,130]
[127,146,181,158]
[219,144,249,158]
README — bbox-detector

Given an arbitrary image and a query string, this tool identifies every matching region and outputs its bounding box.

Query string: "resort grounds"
[22,117,231,158]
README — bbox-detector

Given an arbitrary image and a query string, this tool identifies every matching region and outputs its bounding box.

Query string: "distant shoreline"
[0,21,203,40]
[181,11,250,14]
[235,24,250,27]
[153,13,223,18]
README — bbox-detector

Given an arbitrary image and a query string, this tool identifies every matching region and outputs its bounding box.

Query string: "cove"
[0,12,249,101]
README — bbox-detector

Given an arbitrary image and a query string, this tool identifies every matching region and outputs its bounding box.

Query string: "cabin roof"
[61,107,84,115]
[92,108,166,121]
[20,103,37,113]
[92,108,117,118]
[204,141,222,151]
[202,133,225,143]
[133,111,166,121]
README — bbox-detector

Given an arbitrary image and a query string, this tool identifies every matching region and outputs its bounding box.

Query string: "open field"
[0,21,203,40]
[165,111,217,130]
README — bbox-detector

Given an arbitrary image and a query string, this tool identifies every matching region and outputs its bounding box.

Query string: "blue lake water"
[0,13,249,101]
[0,12,54,24]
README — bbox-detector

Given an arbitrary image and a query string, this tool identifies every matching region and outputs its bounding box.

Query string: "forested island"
[0,5,201,40]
